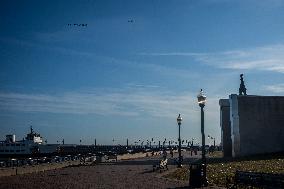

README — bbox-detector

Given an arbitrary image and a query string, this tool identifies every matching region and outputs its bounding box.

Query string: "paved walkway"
[0,152,224,189]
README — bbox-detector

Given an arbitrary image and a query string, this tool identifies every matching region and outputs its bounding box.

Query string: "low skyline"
[1,0,284,145]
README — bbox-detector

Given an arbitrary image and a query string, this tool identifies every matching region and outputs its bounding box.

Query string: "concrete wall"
[229,94,241,157]
[219,99,232,157]
[230,95,284,157]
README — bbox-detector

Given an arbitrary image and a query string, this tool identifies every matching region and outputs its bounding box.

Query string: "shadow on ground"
[113,157,200,166]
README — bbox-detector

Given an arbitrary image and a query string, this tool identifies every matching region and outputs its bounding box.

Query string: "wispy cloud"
[194,45,284,73]
[0,88,221,132]
[264,83,284,93]
[0,91,136,116]
[0,89,202,118]
[138,52,200,56]
[0,37,197,79]
[140,45,284,73]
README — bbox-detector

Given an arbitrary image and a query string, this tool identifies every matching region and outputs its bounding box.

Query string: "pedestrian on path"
[162,149,167,160]
[170,148,174,158]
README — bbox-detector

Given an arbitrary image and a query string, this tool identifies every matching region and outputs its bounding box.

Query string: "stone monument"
[220,75,284,157]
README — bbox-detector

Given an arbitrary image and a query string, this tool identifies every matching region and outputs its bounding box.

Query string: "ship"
[0,126,59,158]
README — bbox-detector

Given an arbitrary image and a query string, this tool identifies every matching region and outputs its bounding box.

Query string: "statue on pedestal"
[239,74,247,95]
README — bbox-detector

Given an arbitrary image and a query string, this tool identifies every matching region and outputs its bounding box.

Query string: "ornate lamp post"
[197,89,208,186]
[197,89,206,163]
[177,114,183,168]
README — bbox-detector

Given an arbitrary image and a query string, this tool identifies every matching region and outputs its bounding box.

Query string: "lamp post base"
[201,164,209,187]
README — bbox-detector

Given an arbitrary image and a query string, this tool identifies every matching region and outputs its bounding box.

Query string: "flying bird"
[67,23,88,27]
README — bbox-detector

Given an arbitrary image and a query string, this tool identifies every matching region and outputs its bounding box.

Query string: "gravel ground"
[0,163,187,189]
[0,161,81,177]
[0,152,223,189]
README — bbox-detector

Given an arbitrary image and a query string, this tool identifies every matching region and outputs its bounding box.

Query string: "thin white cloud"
[0,92,138,116]
[264,84,284,93]
[137,52,200,56]
[0,89,219,121]
[0,37,198,79]
[195,45,284,73]
[140,45,284,73]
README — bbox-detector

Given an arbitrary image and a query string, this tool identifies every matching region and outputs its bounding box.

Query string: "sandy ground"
[0,160,81,177]
[0,151,224,189]
[0,152,152,177]
[0,159,187,189]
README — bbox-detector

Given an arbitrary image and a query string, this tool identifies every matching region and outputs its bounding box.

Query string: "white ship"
[0,127,59,157]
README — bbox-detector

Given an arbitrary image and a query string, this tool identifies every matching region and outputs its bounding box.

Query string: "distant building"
[220,94,284,157]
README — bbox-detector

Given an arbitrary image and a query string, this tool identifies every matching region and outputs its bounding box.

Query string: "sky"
[0,0,284,145]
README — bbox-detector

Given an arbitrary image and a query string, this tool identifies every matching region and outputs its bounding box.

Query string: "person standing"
[170,148,174,158]
[162,149,167,160]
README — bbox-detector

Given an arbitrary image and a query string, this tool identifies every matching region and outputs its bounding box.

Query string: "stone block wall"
[237,95,284,157]
[219,99,232,157]
[229,95,284,157]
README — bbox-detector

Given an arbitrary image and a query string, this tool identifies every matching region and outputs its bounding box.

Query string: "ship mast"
[30,125,33,134]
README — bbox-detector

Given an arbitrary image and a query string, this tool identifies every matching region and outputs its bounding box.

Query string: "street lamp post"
[197,89,208,186]
[177,114,182,168]
[197,89,206,163]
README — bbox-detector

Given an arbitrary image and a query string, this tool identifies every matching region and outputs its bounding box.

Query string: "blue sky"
[1,0,284,145]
